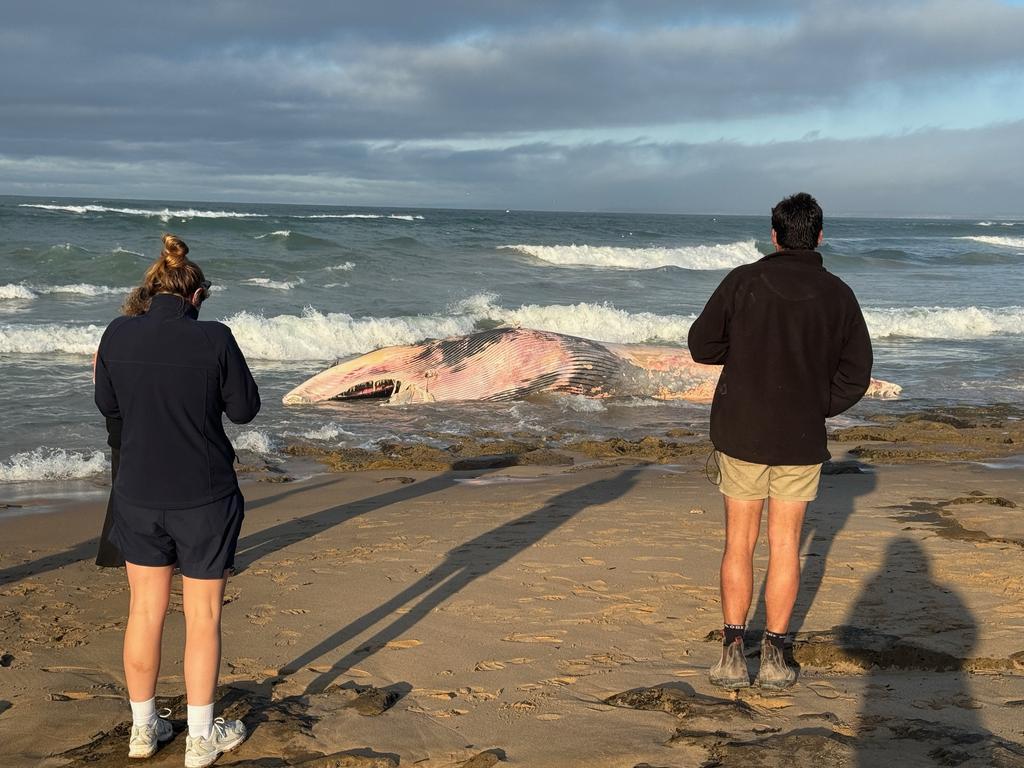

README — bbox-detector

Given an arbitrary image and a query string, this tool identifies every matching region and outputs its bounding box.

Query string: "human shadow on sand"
[847,537,1024,767]
[232,468,506,573]
[277,467,643,694]
[0,472,434,587]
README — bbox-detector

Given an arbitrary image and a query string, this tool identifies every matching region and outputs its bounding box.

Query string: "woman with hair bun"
[94,234,260,767]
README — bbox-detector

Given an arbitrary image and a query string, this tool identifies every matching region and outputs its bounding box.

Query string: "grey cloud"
[2,0,1022,146]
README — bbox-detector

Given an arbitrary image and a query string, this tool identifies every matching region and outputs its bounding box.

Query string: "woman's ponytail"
[123,234,205,315]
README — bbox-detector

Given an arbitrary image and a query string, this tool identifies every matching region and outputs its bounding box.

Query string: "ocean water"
[1,195,1022,487]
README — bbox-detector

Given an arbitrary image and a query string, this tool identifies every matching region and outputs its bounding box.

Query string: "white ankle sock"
[187,703,215,740]
[129,697,157,728]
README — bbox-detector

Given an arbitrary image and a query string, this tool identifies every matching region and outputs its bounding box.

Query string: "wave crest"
[864,306,1024,339]
[960,235,1024,249]
[0,448,106,483]
[499,240,761,270]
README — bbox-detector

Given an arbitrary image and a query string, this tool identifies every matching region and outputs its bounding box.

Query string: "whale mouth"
[332,379,399,400]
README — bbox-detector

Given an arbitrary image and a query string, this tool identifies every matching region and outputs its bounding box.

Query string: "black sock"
[765,630,787,650]
[723,623,745,646]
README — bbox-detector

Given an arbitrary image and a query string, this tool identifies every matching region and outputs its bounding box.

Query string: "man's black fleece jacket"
[94,294,260,509]
[687,249,872,465]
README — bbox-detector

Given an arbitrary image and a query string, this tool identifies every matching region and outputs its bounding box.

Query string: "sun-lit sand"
[2,429,1023,767]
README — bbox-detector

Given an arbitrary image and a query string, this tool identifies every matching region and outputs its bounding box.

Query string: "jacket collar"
[760,249,824,269]
[147,293,199,320]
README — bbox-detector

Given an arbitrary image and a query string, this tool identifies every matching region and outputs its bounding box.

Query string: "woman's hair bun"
[161,233,189,267]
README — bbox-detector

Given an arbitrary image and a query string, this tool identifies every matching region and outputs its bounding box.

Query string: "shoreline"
[2,402,1023,517]
[1,436,1022,766]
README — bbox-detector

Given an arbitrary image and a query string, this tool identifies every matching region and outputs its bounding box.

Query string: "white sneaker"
[128,709,174,759]
[184,718,247,768]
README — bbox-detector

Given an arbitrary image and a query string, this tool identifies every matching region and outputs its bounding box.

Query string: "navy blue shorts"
[110,491,245,579]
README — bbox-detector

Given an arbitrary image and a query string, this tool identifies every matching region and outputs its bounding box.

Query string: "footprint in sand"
[539,676,578,687]
[245,604,276,625]
[475,658,533,672]
[580,556,606,566]
[502,632,566,644]
[501,700,537,714]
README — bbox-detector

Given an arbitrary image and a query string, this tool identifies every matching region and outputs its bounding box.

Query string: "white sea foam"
[36,284,127,297]
[557,394,607,413]
[300,424,355,441]
[222,293,694,361]
[296,213,424,220]
[327,262,356,271]
[0,284,36,300]
[976,221,1016,227]
[499,240,761,270]
[223,308,480,360]
[0,323,103,354]
[255,230,292,239]
[1,283,127,300]
[0,448,106,483]
[233,430,274,454]
[20,203,268,222]
[240,277,304,290]
[496,301,695,344]
[960,235,1024,248]
[863,306,1024,339]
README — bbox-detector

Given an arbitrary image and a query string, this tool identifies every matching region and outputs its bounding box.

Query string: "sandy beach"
[1,420,1023,767]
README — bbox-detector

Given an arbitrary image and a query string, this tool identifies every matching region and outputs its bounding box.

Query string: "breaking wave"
[223,294,695,361]
[297,213,424,221]
[0,448,106,483]
[4,300,1019,359]
[0,284,36,300]
[240,277,305,291]
[0,323,103,354]
[863,306,1024,339]
[20,203,268,223]
[0,283,127,300]
[233,430,275,454]
[499,240,761,270]
[960,235,1024,249]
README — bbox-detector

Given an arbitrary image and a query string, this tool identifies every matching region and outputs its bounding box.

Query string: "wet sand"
[2,422,1023,766]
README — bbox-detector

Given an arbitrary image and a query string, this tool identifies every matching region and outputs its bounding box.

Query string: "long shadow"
[846,537,1015,766]
[747,467,877,638]
[279,467,643,694]
[0,470,475,588]
[233,469,503,573]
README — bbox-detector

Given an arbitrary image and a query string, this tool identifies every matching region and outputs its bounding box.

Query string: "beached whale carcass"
[281,327,901,406]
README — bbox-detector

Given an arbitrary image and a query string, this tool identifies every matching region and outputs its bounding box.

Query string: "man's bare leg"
[755,497,807,690]
[721,496,765,625]
[711,496,765,689]
[764,498,808,634]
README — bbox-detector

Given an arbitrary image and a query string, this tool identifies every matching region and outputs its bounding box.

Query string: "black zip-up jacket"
[687,249,872,465]
[94,294,260,508]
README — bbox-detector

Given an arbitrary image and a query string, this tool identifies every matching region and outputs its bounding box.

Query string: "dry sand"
[1,430,1023,766]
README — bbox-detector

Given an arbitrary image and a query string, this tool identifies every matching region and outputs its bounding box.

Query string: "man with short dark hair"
[688,192,872,689]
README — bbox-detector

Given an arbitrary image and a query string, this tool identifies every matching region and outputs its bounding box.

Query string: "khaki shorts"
[716,452,822,502]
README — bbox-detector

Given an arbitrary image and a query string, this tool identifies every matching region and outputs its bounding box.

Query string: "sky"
[2,0,1023,215]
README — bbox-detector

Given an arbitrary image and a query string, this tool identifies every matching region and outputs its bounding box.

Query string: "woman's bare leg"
[124,563,173,701]
[182,573,227,706]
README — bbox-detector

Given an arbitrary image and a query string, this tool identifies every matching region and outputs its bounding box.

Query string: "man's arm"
[828,306,873,417]
[221,329,261,424]
[687,278,732,365]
